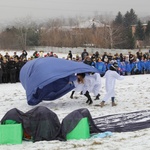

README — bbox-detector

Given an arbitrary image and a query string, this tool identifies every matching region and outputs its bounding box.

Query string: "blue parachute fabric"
[20,57,99,106]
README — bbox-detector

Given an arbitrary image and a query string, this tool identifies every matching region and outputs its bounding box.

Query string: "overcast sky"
[0,0,150,24]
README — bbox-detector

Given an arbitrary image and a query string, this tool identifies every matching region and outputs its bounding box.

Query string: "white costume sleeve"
[92,73,101,96]
[82,75,95,94]
[112,71,124,80]
[73,80,84,92]
[103,70,124,101]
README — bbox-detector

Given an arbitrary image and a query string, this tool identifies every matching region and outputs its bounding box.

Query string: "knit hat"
[111,62,119,70]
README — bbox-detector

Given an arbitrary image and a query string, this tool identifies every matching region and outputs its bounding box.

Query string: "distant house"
[72,19,105,29]
[131,23,147,35]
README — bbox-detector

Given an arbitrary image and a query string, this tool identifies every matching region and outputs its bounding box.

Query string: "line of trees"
[0,8,150,50]
[113,9,150,49]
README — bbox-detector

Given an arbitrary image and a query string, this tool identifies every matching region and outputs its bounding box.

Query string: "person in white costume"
[71,73,85,95]
[93,73,101,100]
[70,72,101,104]
[85,72,101,100]
[100,62,124,107]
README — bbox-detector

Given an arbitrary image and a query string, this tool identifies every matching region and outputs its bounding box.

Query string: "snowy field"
[0,51,150,150]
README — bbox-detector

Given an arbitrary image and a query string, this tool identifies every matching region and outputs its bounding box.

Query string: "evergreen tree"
[26,28,40,46]
[122,27,135,49]
[123,9,138,27]
[120,9,138,48]
[127,28,136,49]
[145,21,150,37]
[111,9,138,49]
[114,11,123,25]
[135,20,145,40]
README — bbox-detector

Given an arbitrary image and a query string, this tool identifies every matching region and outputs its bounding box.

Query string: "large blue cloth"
[20,57,99,106]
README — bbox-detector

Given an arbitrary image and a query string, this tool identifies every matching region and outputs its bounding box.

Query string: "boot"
[111,97,117,106]
[84,91,93,105]
[86,99,93,105]
[112,102,117,106]
[100,101,105,107]
[94,94,100,100]
[70,91,75,99]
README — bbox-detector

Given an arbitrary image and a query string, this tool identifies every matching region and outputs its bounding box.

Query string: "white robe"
[73,73,101,96]
[88,73,101,96]
[73,80,84,92]
[103,70,124,102]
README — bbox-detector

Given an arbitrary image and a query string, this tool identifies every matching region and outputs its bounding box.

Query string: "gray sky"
[0,0,150,23]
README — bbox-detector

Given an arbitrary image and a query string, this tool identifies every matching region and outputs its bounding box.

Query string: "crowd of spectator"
[0,49,150,84]
[78,49,150,77]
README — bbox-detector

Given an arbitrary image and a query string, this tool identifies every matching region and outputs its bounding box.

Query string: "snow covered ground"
[0,52,150,150]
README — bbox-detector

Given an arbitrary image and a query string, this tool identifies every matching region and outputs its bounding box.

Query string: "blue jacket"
[120,62,126,72]
[147,60,150,71]
[95,62,106,74]
[125,62,132,73]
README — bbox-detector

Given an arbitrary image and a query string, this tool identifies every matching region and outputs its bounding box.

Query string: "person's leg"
[94,94,100,100]
[84,91,93,105]
[100,89,114,107]
[111,97,117,106]
[70,91,75,99]
[100,101,105,107]
[93,84,101,100]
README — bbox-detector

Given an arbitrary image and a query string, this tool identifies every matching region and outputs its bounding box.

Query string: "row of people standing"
[0,51,28,83]
[79,49,150,76]
[0,48,150,83]
[93,57,150,76]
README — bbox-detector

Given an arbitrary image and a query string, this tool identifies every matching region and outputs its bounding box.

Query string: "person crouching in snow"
[70,73,93,105]
[70,73,85,99]
[100,62,124,107]
[70,72,101,104]
[87,72,101,100]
